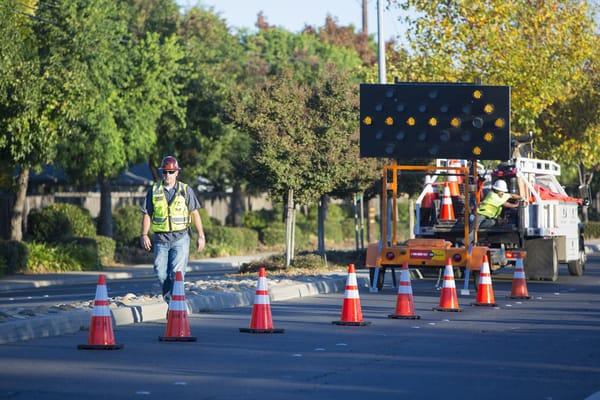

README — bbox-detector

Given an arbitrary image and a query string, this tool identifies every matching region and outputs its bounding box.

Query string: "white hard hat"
[492,180,508,192]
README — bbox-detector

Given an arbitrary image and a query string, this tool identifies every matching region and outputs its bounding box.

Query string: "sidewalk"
[0,252,274,292]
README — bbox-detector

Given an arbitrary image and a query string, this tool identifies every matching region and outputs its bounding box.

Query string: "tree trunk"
[285,189,294,267]
[98,175,113,237]
[317,194,329,256]
[149,156,160,182]
[10,167,29,241]
[230,182,244,227]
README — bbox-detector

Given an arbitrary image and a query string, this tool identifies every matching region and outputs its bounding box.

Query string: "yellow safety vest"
[151,182,190,232]
[477,191,510,218]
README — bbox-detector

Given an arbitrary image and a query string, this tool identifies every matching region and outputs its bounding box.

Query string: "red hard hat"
[160,156,180,171]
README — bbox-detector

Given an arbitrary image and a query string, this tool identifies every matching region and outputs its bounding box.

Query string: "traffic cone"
[509,257,531,299]
[240,267,284,333]
[388,262,420,319]
[439,183,456,221]
[78,275,123,350]
[159,271,197,341]
[473,255,497,306]
[332,264,371,326]
[420,176,437,225]
[433,259,462,312]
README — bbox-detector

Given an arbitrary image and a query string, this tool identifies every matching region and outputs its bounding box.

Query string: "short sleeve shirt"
[142,181,201,243]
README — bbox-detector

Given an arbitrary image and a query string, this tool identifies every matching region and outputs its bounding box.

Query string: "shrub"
[261,223,285,246]
[113,205,142,247]
[584,221,600,239]
[198,208,221,228]
[290,254,325,269]
[27,203,95,243]
[0,240,28,275]
[95,235,116,266]
[206,226,258,251]
[27,242,98,273]
[242,209,275,231]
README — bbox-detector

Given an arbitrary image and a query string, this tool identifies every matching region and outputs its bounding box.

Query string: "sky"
[177,0,408,42]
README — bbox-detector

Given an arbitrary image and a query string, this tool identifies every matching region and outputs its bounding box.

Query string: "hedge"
[584,221,600,239]
[27,203,96,243]
[113,205,142,247]
[0,240,29,276]
[0,236,115,276]
[27,242,98,273]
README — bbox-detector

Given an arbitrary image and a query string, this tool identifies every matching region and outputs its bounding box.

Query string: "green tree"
[37,0,184,236]
[390,0,597,141]
[0,1,56,241]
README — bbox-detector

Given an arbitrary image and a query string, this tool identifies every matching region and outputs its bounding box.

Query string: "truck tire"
[524,238,558,281]
[567,249,586,276]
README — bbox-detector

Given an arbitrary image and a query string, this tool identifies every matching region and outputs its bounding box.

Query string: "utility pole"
[377,0,386,84]
[362,0,368,34]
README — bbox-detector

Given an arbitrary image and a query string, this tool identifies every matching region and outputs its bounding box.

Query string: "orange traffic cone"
[509,257,531,299]
[473,255,497,306]
[78,275,123,350]
[240,267,284,333]
[388,262,420,319]
[159,271,197,341]
[333,264,371,326]
[439,183,456,221]
[433,259,462,312]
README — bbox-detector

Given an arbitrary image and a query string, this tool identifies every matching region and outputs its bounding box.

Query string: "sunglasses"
[162,170,177,175]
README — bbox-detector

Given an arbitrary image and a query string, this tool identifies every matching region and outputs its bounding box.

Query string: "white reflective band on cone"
[95,285,108,301]
[344,289,360,299]
[257,278,268,290]
[401,270,411,282]
[92,306,111,317]
[515,271,526,279]
[173,282,185,296]
[169,300,187,311]
[346,273,358,286]
[479,275,492,285]
[443,280,456,289]
[253,294,270,304]
[444,266,454,276]
[397,285,413,295]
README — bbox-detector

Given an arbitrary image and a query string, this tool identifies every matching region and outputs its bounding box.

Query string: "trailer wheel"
[567,249,586,276]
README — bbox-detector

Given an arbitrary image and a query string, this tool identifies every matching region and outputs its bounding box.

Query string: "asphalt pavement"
[1,262,599,400]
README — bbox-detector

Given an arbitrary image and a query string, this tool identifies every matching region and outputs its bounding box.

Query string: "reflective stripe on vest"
[151,182,190,232]
[477,191,509,218]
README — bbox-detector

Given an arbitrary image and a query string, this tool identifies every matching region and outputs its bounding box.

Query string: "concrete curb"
[585,244,600,254]
[0,275,366,345]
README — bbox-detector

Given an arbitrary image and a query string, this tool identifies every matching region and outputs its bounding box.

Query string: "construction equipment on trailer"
[360,82,511,291]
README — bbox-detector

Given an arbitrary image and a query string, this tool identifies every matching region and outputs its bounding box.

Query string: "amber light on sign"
[484,104,495,114]
[406,117,416,126]
[472,146,482,155]
[495,118,505,128]
[428,117,438,127]
[484,132,494,142]
[385,117,394,126]
[363,116,372,125]
[473,90,483,99]
[450,117,461,128]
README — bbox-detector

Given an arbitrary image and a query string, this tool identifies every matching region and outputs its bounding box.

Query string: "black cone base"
[432,307,462,312]
[158,336,197,342]
[472,302,497,307]
[77,344,124,350]
[239,328,285,334]
[332,321,371,326]
[388,314,421,319]
[508,295,531,299]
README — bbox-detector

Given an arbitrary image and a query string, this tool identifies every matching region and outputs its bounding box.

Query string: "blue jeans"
[153,234,190,296]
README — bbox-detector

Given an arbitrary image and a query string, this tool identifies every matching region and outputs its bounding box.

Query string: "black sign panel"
[360,82,511,160]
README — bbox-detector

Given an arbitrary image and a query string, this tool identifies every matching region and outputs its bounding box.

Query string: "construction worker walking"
[140,156,206,302]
